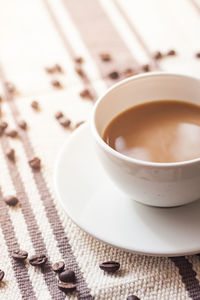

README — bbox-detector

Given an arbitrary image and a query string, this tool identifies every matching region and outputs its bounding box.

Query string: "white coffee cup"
[91,72,200,207]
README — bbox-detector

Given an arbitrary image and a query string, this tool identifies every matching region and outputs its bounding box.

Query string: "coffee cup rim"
[91,71,200,168]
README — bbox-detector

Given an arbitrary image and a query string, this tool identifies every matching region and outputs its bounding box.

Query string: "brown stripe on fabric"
[113,0,161,70]
[0,136,65,300]
[0,67,93,299]
[62,0,140,86]
[0,186,36,300]
[171,257,200,300]
[43,0,98,101]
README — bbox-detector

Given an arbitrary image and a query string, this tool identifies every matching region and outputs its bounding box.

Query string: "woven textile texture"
[0,0,200,299]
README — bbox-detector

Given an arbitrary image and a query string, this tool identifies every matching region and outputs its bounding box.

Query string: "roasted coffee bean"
[80,89,93,100]
[58,282,76,293]
[45,67,54,74]
[6,149,15,161]
[99,261,120,273]
[100,53,111,62]
[127,296,140,300]
[0,270,4,282]
[55,111,64,120]
[4,195,19,206]
[52,261,65,273]
[75,67,85,78]
[153,51,162,60]
[5,82,15,94]
[75,57,84,64]
[51,79,62,89]
[142,64,150,72]
[108,71,119,79]
[75,121,85,128]
[29,254,47,266]
[31,101,39,110]
[123,68,137,78]
[59,117,71,128]
[196,52,200,58]
[12,249,28,260]
[54,64,63,73]
[18,120,27,130]
[29,157,41,170]
[0,121,8,136]
[167,49,176,56]
[59,270,76,283]
[6,129,18,138]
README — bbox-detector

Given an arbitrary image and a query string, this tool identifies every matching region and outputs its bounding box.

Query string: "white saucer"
[55,124,200,256]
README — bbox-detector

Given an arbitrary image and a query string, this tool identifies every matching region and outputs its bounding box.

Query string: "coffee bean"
[59,117,71,128]
[167,49,176,56]
[123,68,137,78]
[127,296,140,300]
[5,82,15,94]
[75,57,84,64]
[55,111,64,120]
[100,53,111,62]
[108,71,119,80]
[52,261,65,273]
[12,249,28,260]
[0,121,8,136]
[75,67,85,78]
[142,64,150,72]
[51,79,62,89]
[29,254,47,266]
[18,120,27,130]
[54,64,63,73]
[99,261,120,273]
[153,51,162,60]
[45,67,54,74]
[45,64,63,74]
[29,157,41,170]
[58,282,76,293]
[6,149,15,161]
[6,129,18,138]
[31,101,39,110]
[59,270,76,283]
[0,270,5,282]
[80,89,93,100]
[196,52,200,58]
[4,195,19,206]
[75,121,85,129]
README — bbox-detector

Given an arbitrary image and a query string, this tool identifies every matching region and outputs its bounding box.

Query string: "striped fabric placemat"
[0,0,200,299]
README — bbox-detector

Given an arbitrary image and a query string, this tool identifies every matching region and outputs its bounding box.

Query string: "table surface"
[0,0,200,299]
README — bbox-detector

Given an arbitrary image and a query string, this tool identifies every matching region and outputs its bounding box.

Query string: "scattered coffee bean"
[59,117,71,128]
[54,64,63,73]
[18,120,27,130]
[99,261,120,273]
[59,270,76,283]
[80,89,93,100]
[153,51,162,60]
[55,111,64,120]
[12,249,28,260]
[0,270,4,282]
[52,261,65,273]
[6,149,15,161]
[142,64,150,72]
[75,121,85,128]
[45,64,63,74]
[5,82,15,94]
[0,121,8,136]
[58,282,76,293]
[127,296,140,300]
[4,195,19,206]
[100,53,111,62]
[29,157,41,170]
[45,67,54,74]
[123,68,137,78]
[108,71,119,80]
[196,52,200,58]
[31,101,39,111]
[51,79,62,89]
[75,57,84,64]
[6,129,18,138]
[167,49,176,56]
[75,67,85,78]
[29,254,47,266]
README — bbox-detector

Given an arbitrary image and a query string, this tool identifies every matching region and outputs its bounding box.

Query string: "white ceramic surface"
[55,124,200,256]
[91,72,200,207]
